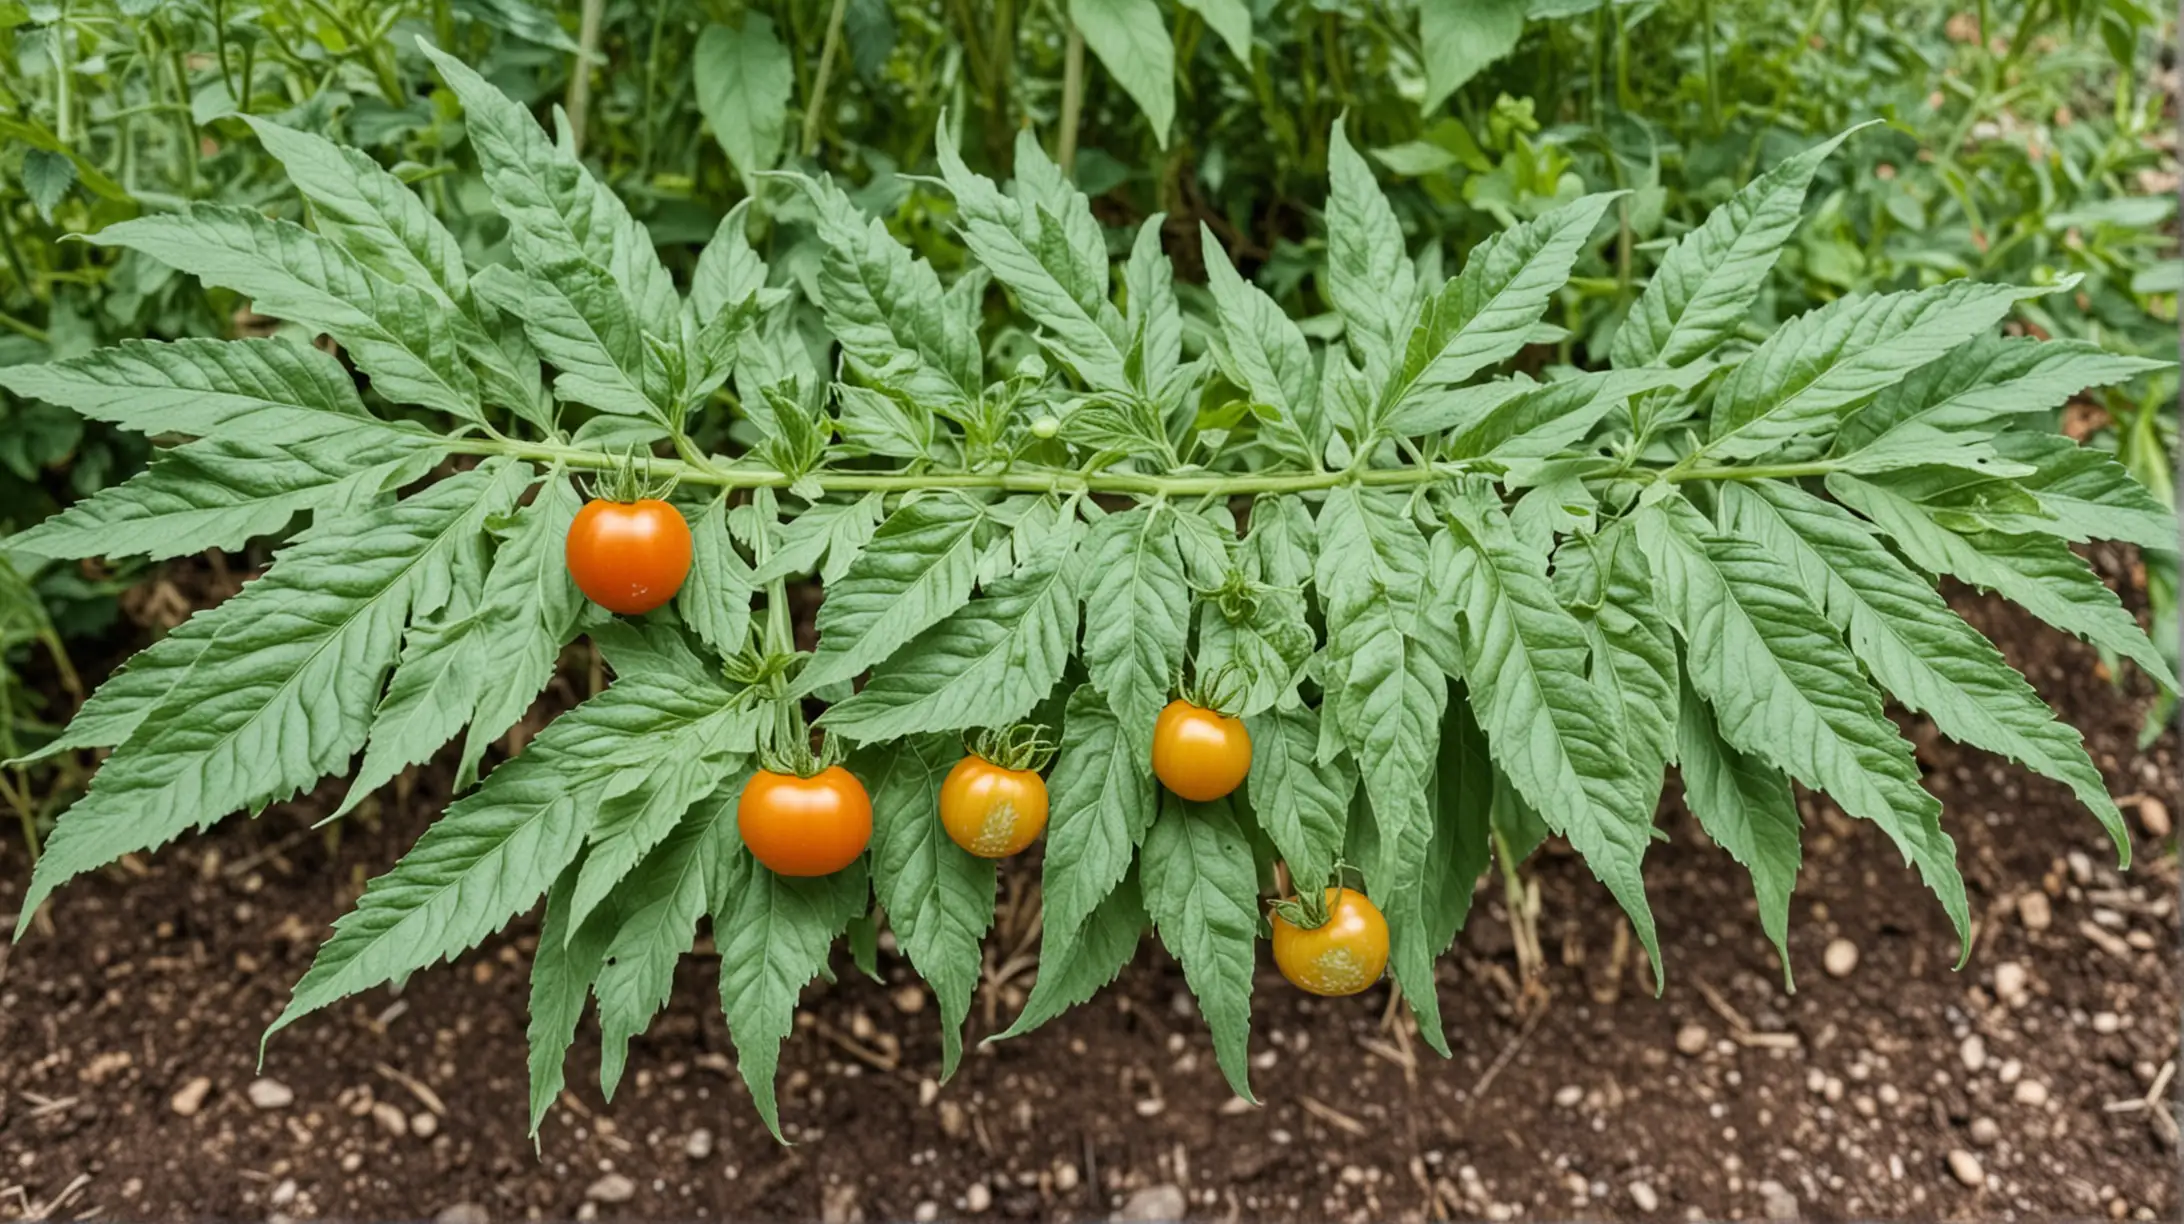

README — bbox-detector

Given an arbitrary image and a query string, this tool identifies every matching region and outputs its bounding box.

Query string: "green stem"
[565,0,606,153]
[1668,459,1843,483]
[212,0,239,105]
[456,436,1483,497]
[802,0,850,156]
[52,0,74,145]
[1697,0,1718,133]
[1058,22,1084,177]
[1,770,39,864]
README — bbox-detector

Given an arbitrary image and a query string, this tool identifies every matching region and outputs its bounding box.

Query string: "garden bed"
[1,580,2174,1222]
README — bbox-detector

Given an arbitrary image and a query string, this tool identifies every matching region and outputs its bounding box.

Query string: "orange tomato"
[1271,888,1390,997]
[736,766,872,877]
[938,755,1049,858]
[565,498,692,615]
[1150,699,1252,801]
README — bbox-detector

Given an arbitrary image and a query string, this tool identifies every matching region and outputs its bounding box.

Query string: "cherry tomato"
[1271,888,1390,997]
[939,755,1049,858]
[565,498,692,615]
[1150,699,1252,801]
[736,766,873,878]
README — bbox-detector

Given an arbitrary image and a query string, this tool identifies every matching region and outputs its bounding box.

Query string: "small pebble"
[435,1204,489,1224]
[913,1203,939,1222]
[247,1078,295,1110]
[1675,1025,1709,1056]
[340,1153,365,1174]
[1993,962,2029,1005]
[2139,797,2171,838]
[586,1174,636,1204]
[410,1111,439,1139]
[2067,851,2093,886]
[1054,1162,1080,1192]
[2093,1012,2121,1034]
[684,1128,714,1160]
[270,1179,298,1208]
[170,1077,213,1118]
[1823,939,1859,978]
[892,986,928,1015]
[2014,1080,2050,1106]
[1959,1034,1987,1073]
[1630,1182,1659,1213]
[370,1101,409,1137]
[1553,1085,1584,1108]
[1947,1149,1984,1187]
[1969,1117,2000,1146]
[2019,892,2053,931]
[1997,1059,2022,1085]
[918,1079,940,1108]
[964,1182,991,1213]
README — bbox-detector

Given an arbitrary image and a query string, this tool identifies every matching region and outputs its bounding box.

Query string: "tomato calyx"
[1175,660,1248,719]
[1267,861,1359,931]
[577,445,678,505]
[964,723,1057,774]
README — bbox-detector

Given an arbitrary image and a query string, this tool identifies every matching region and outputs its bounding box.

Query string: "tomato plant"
[0,48,2172,1143]
[1271,887,1391,998]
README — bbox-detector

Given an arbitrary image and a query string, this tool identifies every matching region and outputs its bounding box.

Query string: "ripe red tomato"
[736,766,872,877]
[938,755,1049,858]
[1150,699,1252,801]
[565,498,692,615]
[1271,888,1390,997]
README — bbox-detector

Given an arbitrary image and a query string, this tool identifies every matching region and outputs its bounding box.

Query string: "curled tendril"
[965,722,1058,773]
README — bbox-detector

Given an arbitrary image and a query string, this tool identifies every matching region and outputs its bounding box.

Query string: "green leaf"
[22,147,74,221]
[1422,688,1494,949]
[693,202,770,325]
[678,498,756,661]
[749,493,885,585]
[1314,486,1427,620]
[1080,508,1191,744]
[1675,681,1801,979]
[1325,122,1416,382]
[23,462,525,920]
[1069,0,1176,147]
[1123,216,1183,398]
[860,736,997,1079]
[1417,0,1526,113]
[821,517,1081,741]
[569,743,750,939]
[458,481,592,788]
[803,176,980,413]
[269,641,739,1041]
[798,493,988,694]
[243,116,471,311]
[1197,585,1314,719]
[936,128,1127,388]
[594,787,741,1097]
[1611,128,1859,370]
[694,15,795,179]
[0,338,373,441]
[1635,501,1969,951]
[1551,521,1679,790]
[1440,367,1692,460]
[1202,225,1323,463]
[1988,432,2178,552]
[1140,794,1259,1101]
[710,843,868,1141]
[1829,474,2175,692]
[1701,281,2049,462]
[1720,479,2134,862]
[1243,704,1353,890]
[1176,0,1251,61]
[472,260,655,419]
[1380,193,1619,435]
[6,427,441,562]
[994,869,1146,1040]
[90,208,483,422]
[1036,686,1159,993]
[527,863,622,1135]
[1437,493,1661,978]
[1833,336,2169,455]
[419,41,678,337]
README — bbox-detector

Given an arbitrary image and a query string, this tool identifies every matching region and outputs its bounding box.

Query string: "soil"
[1,576,2178,1223]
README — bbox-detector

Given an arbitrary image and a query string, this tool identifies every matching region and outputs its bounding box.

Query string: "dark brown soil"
[1,585,2177,1223]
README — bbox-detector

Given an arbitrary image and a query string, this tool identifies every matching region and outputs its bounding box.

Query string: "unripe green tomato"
[1030,415,1061,439]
